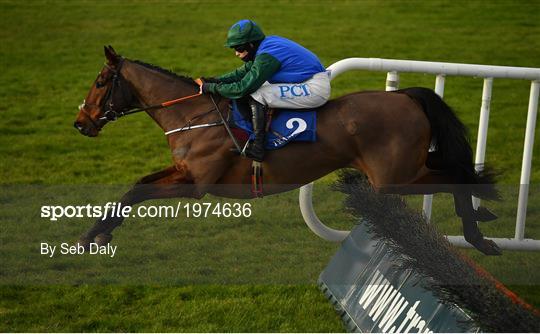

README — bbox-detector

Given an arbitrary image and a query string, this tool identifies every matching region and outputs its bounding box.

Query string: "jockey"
[198,19,330,162]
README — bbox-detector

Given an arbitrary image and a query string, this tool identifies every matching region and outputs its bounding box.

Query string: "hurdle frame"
[299,57,540,251]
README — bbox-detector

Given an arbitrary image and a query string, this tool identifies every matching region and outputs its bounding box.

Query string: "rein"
[93,60,242,151]
[98,92,203,121]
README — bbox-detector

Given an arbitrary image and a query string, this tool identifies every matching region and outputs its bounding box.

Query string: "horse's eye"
[96,81,105,88]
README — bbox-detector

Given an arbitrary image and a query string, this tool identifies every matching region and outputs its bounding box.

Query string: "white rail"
[328,58,540,80]
[300,58,540,251]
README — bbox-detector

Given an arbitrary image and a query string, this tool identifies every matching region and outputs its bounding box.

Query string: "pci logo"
[358,270,433,333]
[278,84,311,99]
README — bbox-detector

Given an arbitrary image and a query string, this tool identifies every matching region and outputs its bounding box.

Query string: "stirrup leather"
[251,161,263,198]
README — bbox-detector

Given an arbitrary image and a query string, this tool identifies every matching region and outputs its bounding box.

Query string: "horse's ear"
[104,45,119,65]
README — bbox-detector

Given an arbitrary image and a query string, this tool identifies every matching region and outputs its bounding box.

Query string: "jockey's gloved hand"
[201,84,212,94]
[195,77,220,94]
[201,77,221,84]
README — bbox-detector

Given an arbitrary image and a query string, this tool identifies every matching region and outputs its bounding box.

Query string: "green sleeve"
[217,62,253,83]
[206,53,281,100]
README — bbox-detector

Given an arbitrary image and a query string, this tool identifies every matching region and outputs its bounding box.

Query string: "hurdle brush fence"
[300,58,540,251]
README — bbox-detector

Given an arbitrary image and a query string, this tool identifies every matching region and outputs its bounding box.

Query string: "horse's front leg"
[78,166,201,248]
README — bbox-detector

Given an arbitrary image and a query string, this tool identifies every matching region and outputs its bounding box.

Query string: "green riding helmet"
[225,19,265,48]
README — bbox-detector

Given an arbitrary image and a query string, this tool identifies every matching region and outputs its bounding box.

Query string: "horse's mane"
[131,59,198,87]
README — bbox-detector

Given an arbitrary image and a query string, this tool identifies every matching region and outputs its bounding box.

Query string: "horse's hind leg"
[388,167,501,255]
[407,167,498,222]
[78,165,201,248]
[453,189,501,255]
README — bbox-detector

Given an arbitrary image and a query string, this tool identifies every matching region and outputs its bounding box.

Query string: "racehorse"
[74,46,501,255]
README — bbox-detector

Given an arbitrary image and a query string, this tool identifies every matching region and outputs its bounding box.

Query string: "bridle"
[79,58,154,122]
[78,59,128,126]
[78,57,242,151]
[99,59,128,122]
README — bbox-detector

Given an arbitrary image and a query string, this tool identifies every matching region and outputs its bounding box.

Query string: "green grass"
[1,0,539,332]
[1,285,343,332]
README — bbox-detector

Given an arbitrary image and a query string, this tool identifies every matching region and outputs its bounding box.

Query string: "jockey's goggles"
[233,44,249,53]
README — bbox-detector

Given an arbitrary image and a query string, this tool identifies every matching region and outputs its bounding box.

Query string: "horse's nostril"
[74,121,82,130]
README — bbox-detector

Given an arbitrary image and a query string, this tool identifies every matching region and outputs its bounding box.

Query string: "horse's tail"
[401,87,500,200]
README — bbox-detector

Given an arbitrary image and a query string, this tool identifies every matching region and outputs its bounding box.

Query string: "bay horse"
[74,46,501,255]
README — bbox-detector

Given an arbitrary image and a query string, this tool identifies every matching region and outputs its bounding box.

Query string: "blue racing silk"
[256,35,325,84]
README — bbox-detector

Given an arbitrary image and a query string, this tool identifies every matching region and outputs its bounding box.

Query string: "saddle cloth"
[230,100,317,150]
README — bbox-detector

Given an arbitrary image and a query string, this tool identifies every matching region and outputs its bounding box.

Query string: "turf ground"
[1,0,539,331]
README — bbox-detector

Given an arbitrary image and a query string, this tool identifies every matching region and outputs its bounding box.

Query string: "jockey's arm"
[205,53,281,99]
[217,62,252,83]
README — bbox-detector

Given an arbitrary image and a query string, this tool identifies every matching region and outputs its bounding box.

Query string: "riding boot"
[231,98,267,162]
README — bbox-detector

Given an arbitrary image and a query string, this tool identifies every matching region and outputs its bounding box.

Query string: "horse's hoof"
[94,233,113,246]
[475,206,498,222]
[474,238,502,256]
[77,235,93,251]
